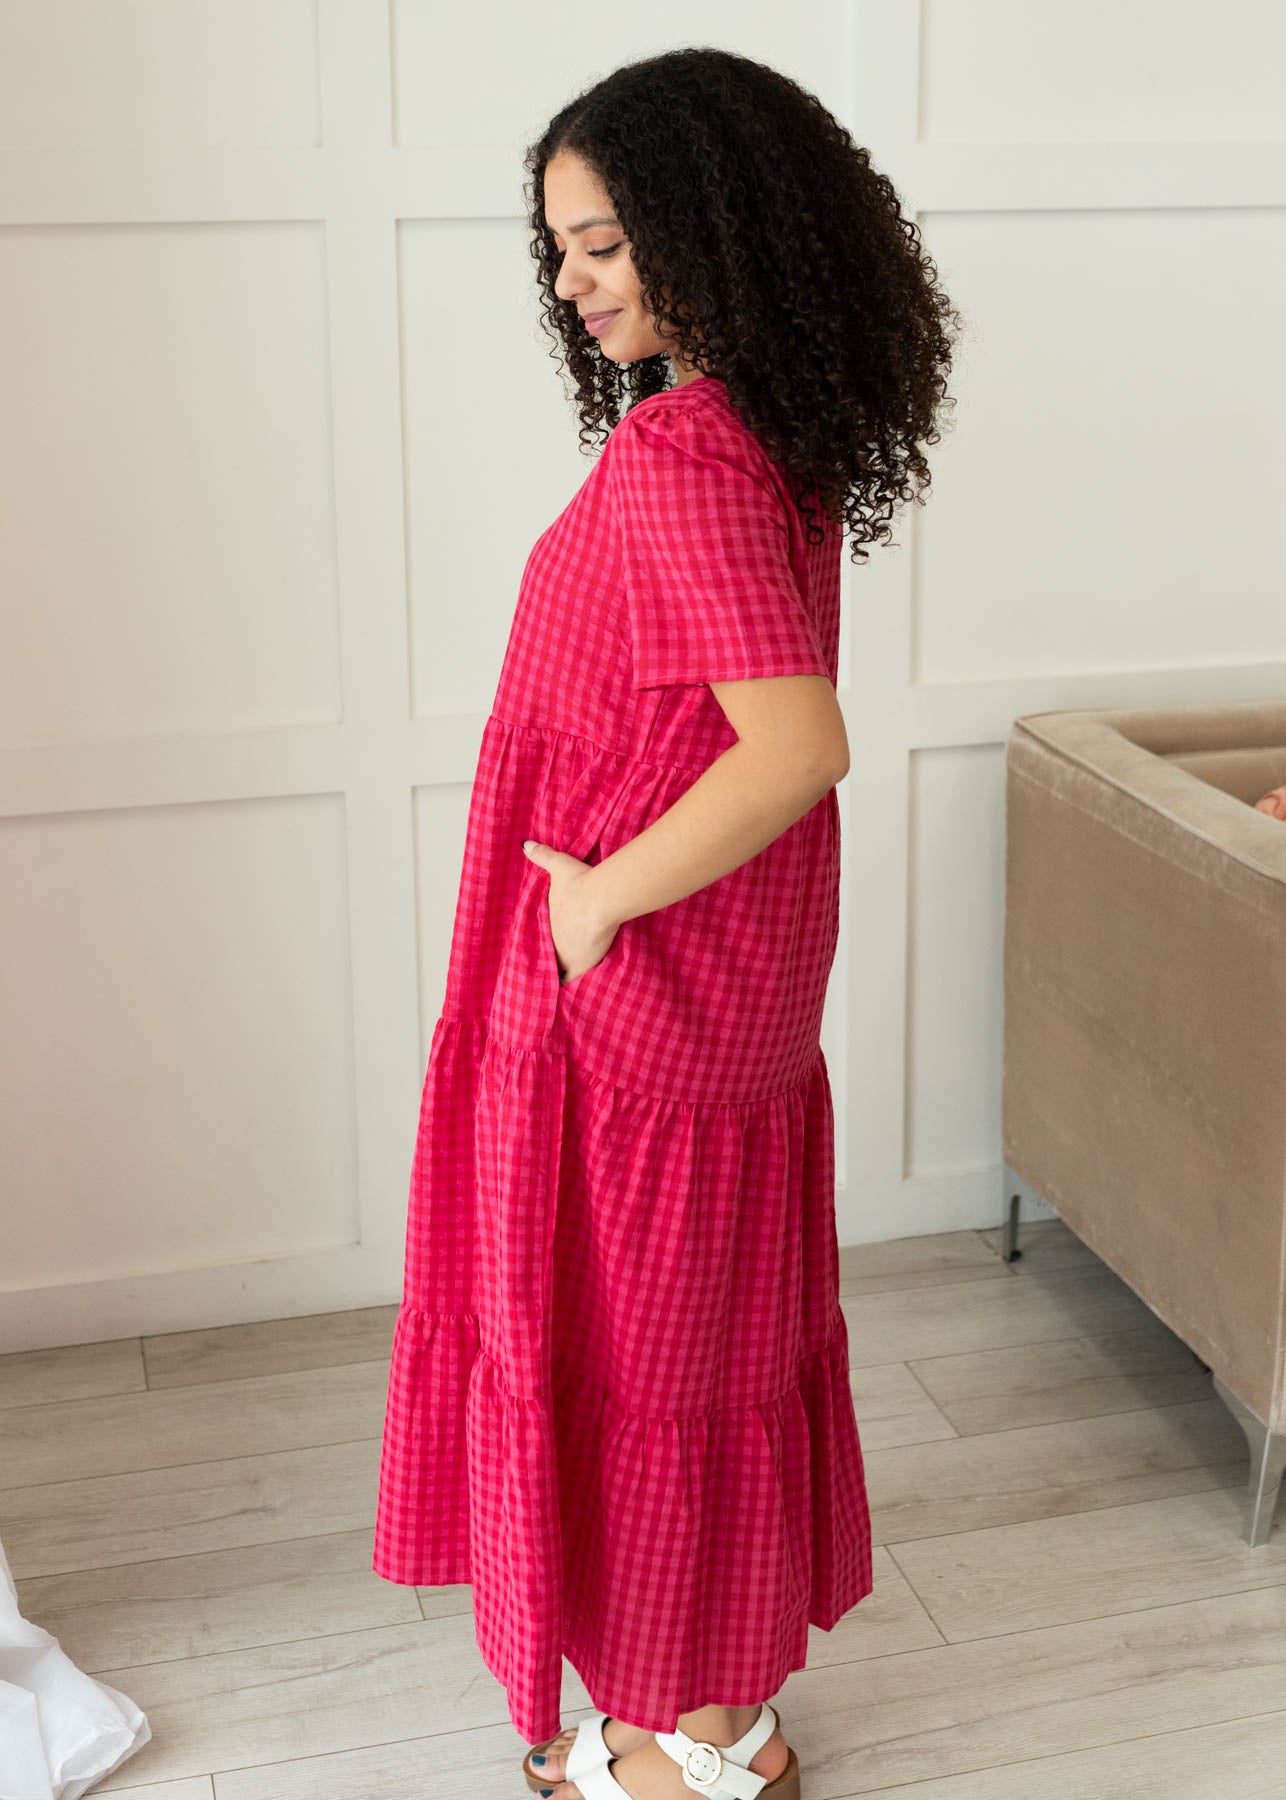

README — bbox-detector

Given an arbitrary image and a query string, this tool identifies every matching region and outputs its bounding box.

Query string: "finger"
[523,840,583,871]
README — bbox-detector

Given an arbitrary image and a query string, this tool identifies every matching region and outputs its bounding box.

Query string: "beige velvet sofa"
[1001,697,1286,1547]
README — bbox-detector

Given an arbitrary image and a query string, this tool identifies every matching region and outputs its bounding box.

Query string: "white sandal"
[521,1711,623,1792]
[568,1700,801,1798]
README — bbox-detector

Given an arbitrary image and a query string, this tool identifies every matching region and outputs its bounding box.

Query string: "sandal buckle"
[683,1740,724,1788]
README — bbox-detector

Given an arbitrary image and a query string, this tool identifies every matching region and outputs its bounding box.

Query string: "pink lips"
[582,311,620,336]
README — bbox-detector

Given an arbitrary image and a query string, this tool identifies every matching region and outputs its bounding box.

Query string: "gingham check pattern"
[372,378,874,1744]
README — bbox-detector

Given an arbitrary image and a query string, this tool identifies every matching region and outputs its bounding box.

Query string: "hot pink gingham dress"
[372,375,873,1744]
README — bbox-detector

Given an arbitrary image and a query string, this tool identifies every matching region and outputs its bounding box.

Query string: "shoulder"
[605,381,778,487]
[615,378,742,441]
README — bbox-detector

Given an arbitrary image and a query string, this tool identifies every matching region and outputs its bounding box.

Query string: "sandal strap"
[565,1711,615,1780]
[654,1702,778,1798]
[572,1754,628,1798]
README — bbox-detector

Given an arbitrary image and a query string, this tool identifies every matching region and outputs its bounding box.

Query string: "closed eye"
[553,243,623,261]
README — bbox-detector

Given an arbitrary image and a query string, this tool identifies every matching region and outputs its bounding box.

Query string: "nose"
[553,249,592,305]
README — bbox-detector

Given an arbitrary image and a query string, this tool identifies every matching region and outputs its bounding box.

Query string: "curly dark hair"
[523,45,966,560]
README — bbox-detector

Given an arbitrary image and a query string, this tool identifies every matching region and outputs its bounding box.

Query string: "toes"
[528,1748,564,1783]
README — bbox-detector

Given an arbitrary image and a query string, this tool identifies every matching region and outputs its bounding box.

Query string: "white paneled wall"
[2,1,1283,1351]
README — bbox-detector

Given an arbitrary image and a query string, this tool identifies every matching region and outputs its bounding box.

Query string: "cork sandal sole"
[763,1742,801,1799]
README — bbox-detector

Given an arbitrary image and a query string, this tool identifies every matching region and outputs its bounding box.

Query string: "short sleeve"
[609,399,830,692]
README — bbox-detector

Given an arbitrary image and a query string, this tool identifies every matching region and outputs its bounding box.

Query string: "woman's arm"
[582,672,848,935]
[528,674,847,981]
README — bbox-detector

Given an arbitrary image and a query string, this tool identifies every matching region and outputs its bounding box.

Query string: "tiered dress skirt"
[372,716,874,1743]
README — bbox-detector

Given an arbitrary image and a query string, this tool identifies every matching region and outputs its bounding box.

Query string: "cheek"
[616,256,645,302]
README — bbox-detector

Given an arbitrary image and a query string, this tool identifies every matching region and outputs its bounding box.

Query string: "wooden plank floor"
[2,1220,1282,1798]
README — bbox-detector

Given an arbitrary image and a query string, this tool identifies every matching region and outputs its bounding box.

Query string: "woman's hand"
[521,839,619,982]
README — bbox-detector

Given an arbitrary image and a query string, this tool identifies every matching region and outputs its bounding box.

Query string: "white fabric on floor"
[0,1535,150,1799]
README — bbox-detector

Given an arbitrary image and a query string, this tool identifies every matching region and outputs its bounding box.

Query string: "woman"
[373,46,961,1800]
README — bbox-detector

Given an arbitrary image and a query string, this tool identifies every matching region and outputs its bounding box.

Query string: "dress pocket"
[542,884,620,994]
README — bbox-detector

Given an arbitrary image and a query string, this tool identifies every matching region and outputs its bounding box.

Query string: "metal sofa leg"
[1211,1374,1286,1547]
[1001,1165,1023,1262]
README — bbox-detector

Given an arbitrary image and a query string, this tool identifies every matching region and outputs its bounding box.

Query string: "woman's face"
[544,149,699,379]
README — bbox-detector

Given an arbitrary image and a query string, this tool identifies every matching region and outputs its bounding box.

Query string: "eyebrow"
[549,215,620,236]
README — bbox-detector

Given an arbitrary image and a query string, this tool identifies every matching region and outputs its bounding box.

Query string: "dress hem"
[372,1304,875,1744]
